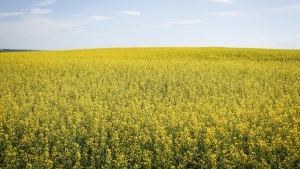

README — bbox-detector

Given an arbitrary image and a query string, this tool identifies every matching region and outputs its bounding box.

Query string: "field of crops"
[0,48,300,168]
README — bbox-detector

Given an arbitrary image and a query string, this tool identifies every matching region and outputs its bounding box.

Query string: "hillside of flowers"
[0,48,299,168]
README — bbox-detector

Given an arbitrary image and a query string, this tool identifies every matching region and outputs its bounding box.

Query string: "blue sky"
[0,0,300,50]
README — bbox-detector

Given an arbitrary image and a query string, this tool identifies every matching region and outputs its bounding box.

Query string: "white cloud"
[88,15,111,21]
[0,12,24,17]
[208,10,243,16]
[30,8,52,15]
[162,20,202,27]
[121,11,141,16]
[36,0,57,7]
[210,0,233,4]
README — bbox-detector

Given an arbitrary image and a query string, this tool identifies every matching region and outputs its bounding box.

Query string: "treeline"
[0,49,38,52]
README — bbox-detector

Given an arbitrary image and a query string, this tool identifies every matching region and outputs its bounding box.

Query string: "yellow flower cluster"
[0,48,299,168]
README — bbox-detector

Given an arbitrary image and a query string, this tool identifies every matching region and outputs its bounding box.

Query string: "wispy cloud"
[36,0,57,7]
[139,20,202,30]
[74,14,85,18]
[0,16,79,37]
[208,10,243,16]
[73,11,90,18]
[210,0,233,4]
[30,8,52,15]
[162,20,202,27]
[0,0,79,37]
[121,11,141,16]
[274,4,300,11]
[0,12,24,17]
[0,0,84,49]
[87,15,111,21]
[68,29,85,34]
[253,36,300,44]
[230,36,300,49]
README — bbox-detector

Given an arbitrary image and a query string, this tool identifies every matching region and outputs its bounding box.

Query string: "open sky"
[1,0,300,50]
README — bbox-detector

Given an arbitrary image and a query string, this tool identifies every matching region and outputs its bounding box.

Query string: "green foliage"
[0,48,300,168]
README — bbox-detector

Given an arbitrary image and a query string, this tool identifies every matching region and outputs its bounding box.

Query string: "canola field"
[0,48,300,168]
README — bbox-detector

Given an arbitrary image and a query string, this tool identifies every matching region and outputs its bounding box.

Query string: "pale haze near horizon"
[0,0,300,50]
